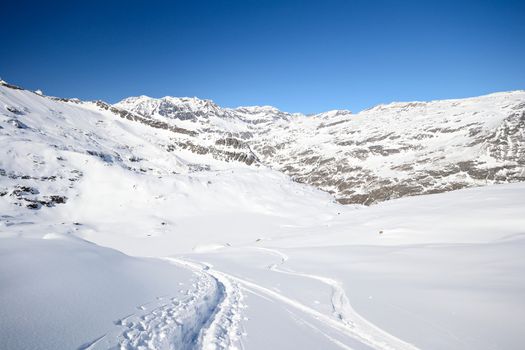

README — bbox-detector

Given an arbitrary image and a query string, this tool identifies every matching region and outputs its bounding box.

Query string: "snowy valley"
[1,80,524,350]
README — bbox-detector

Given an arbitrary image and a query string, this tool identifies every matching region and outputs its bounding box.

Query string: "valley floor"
[1,176,524,350]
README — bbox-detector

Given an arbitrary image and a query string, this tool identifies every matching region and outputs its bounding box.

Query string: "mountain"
[1,81,524,210]
[116,89,525,204]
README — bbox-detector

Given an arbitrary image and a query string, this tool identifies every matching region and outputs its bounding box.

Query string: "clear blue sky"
[1,0,524,113]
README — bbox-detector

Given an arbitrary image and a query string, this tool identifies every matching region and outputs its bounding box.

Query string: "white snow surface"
[1,83,524,349]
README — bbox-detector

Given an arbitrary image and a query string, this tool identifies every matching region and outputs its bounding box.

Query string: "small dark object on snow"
[11,186,39,196]
[6,106,24,115]
[49,195,67,204]
[8,119,29,129]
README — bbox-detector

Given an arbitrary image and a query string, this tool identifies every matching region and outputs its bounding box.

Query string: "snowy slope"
[1,81,524,349]
[187,183,525,350]
[0,235,209,350]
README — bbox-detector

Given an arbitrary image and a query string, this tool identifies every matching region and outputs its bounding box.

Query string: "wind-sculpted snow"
[0,233,199,350]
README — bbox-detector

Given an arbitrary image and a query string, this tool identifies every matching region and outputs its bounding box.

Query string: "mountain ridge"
[1,79,524,206]
[113,87,525,204]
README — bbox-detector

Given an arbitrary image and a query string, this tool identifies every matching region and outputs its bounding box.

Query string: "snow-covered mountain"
[2,80,524,209]
[116,89,525,204]
[1,80,525,350]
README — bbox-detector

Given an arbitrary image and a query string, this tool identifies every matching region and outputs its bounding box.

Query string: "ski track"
[83,260,236,350]
[166,257,246,350]
[78,247,417,350]
[211,246,419,350]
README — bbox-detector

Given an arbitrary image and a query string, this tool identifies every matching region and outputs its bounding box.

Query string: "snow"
[0,235,201,350]
[182,183,525,349]
[1,81,524,349]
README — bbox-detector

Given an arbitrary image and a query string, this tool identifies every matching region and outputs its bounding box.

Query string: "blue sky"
[1,0,524,113]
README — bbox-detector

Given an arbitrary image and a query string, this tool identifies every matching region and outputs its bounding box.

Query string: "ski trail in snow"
[257,246,359,325]
[243,247,419,350]
[87,266,222,350]
[166,257,245,350]
[77,334,106,350]
[83,248,417,350]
